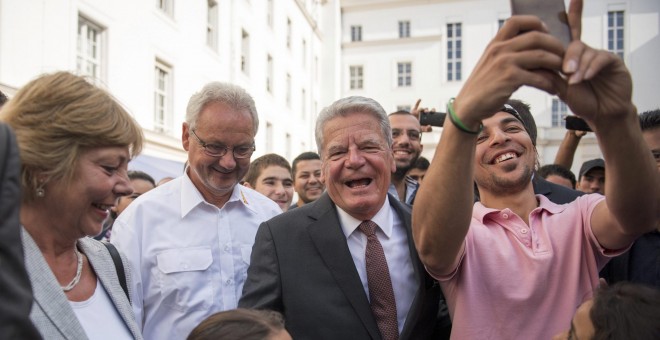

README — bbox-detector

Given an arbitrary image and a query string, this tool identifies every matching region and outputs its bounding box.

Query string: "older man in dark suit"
[239,96,448,340]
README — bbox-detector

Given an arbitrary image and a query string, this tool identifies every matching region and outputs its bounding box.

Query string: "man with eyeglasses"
[112,82,281,340]
[388,111,423,205]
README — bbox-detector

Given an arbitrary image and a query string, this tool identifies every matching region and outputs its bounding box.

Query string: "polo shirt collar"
[473,194,567,223]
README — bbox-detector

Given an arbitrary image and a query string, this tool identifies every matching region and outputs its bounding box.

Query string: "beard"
[476,162,534,197]
[394,155,419,179]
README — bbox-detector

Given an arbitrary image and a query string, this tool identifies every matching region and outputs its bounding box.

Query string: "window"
[266,55,273,93]
[287,18,292,49]
[397,105,412,112]
[266,122,273,152]
[286,74,292,107]
[399,21,410,38]
[77,16,103,80]
[349,65,363,90]
[267,0,274,27]
[207,0,218,50]
[301,89,306,119]
[607,11,624,58]
[498,19,506,29]
[302,39,307,67]
[286,133,292,161]
[351,25,362,42]
[154,62,173,134]
[447,23,462,81]
[157,0,174,18]
[397,62,412,87]
[241,30,250,75]
[551,98,568,127]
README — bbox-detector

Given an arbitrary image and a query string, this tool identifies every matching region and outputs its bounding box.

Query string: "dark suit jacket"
[0,123,41,339]
[532,175,583,205]
[239,193,446,340]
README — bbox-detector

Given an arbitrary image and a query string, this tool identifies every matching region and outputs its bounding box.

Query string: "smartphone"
[419,111,446,127]
[510,0,572,48]
[565,115,592,132]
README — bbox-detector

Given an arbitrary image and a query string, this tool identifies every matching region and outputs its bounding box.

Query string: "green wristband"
[447,98,483,135]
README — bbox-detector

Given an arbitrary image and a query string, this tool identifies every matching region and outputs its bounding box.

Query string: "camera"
[419,111,446,127]
[564,115,592,132]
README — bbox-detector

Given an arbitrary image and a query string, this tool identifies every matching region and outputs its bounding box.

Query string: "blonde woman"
[1,72,143,340]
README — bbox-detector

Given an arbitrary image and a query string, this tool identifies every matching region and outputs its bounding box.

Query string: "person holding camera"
[412,0,659,338]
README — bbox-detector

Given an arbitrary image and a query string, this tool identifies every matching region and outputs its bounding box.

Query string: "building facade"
[1,0,658,178]
[340,0,660,175]
[0,0,334,179]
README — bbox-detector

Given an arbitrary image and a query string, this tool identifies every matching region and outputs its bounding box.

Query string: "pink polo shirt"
[431,194,622,340]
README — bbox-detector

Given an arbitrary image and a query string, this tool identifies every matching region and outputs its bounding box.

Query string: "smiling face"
[250,165,294,211]
[45,146,133,238]
[474,111,535,196]
[182,101,255,207]
[113,178,156,216]
[389,114,423,175]
[320,111,395,220]
[293,159,324,204]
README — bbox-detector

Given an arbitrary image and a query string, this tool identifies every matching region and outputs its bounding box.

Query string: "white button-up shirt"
[112,174,281,340]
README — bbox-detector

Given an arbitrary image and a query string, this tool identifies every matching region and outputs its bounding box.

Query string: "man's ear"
[243,182,253,189]
[182,123,191,151]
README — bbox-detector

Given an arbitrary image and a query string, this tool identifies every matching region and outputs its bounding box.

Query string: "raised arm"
[554,130,586,169]
[559,0,659,249]
[412,16,565,276]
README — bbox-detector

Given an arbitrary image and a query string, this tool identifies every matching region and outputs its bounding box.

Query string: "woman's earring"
[36,187,45,197]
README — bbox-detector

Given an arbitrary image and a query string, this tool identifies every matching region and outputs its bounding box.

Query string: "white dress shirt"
[112,174,281,340]
[337,196,418,334]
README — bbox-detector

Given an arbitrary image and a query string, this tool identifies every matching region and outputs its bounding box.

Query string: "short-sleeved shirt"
[430,194,623,340]
[112,174,281,340]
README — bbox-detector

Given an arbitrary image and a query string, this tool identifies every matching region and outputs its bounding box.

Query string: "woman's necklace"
[61,247,83,292]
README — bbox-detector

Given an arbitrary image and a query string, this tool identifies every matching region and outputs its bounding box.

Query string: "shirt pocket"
[156,247,215,312]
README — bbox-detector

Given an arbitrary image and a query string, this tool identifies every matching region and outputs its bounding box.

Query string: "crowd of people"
[1,0,659,339]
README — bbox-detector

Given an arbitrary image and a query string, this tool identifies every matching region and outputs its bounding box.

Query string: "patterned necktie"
[358,220,399,340]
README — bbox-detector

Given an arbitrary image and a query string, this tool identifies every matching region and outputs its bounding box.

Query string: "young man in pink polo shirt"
[412,0,660,339]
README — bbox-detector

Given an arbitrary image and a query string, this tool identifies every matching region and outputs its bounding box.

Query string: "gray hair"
[185,82,259,133]
[315,96,392,157]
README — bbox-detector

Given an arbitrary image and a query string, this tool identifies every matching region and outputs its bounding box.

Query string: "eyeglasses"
[392,129,421,141]
[190,129,255,159]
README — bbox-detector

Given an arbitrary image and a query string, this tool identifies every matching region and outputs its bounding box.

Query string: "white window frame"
[397,62,412,87]
[241,29,250,75]
[77,16,104,81]
[399,20,410,38]
[351,25,362,42]
[286,74,292,107]
[447,22,462,81]
[266,54,273,93]
[157,0,174,18]
[551,98,568,127]
[206,0,218,50]
[287,18,292,49]
[607,11,624,58]
[154,61,173,134]
[349,65,363,90]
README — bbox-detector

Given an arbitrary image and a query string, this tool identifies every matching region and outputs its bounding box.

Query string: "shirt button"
[520,229,528,234]
[225,279,233,286]
[224,245,231,252]
[502,213,509,219]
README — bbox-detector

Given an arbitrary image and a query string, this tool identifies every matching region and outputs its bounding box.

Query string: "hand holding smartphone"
[510,0,572,48]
